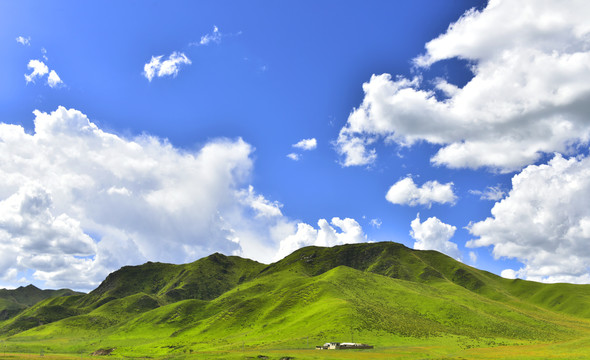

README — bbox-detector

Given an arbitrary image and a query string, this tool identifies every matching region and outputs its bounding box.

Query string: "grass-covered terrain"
[2,242,590,359]
[0,285,81,322]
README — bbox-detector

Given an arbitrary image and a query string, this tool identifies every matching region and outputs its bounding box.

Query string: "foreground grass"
[2,336,590,360]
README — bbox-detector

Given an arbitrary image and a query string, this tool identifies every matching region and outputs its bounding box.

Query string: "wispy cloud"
[143,52,191,81]
[369,218,382,228]
[16,36,30,46]
[469,186,505,201]
[287,153,300,161]
[199,25,222,46]
[189,25,223,47]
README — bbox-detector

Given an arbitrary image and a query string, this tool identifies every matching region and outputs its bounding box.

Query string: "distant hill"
[0,284,81,321]
[2,241,590,358]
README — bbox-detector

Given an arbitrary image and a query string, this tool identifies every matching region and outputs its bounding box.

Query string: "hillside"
[0,284,81,321]
[2,242,590,359]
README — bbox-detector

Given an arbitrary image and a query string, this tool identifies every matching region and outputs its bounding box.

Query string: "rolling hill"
[2,241,590,359]
[0,284,81,321]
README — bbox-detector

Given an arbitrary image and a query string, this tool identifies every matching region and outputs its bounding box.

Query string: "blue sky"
[2,0,590,291]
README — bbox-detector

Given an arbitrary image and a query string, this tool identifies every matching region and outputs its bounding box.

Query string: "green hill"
[0,284,81,321]
[2,242,590,359]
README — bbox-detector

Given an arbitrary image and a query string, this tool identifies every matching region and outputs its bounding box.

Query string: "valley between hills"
[2,241,590,359]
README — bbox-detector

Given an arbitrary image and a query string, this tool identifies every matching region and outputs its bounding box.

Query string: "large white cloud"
[275,217,366,261]
[337,0,590,172]
[467,154,590,283]
[0,107,287,289]
[386,176,456,208]
[410,214,460,260]
[143,52,191,81]
[0,107,368,290]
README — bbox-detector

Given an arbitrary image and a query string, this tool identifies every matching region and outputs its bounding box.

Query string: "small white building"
[316,342,373,350]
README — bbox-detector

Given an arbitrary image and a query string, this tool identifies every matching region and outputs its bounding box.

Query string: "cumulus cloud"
[24,60,48,83]
[410,214,460,260]
[469,186,505,201]
[143,52,191,81]
[275,217,367,260]
[24,59,63,87]
[47,70,63,88]
[468,154,590,283]
[386,176,456,208]
[0,107,297,290]
[0,107,367,290]
[336,0,590,172]
[16,36,30,46]
[288,138,317,161]
[293,138,317,151]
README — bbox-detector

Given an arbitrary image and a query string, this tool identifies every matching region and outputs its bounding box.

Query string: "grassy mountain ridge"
[2,241,590,359]
[0,284,81,321]
[0,253,265,335]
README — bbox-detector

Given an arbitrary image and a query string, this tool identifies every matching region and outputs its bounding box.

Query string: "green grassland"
[2,242,590,359]
[0,285,81,322]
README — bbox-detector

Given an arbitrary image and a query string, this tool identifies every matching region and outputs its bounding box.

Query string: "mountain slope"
[0,253,265,335]
[2,241,590,358]
[0,284,81,321]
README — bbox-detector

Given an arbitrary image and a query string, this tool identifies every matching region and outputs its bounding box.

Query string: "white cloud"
[197,25,222,46]
[386,176,456,208]
[469,251,477,264]
[288,138,317,161]
[24,59,63,87]
[0,107,369,290]
[293,138,317,151]
[287,153,300,161]
[501,269,517,279]
[16,36,30,46]
[336,132,377,167]
[143,52,191,81]
[24,60,48,83]
[236,185,283,218]
[0,107,301,290]
[467,153,590,284]
[369,218,382,228]
[469,186,505,201]
[336,0,590,172]
[410,213,461,260]
[275,217,367,261]
[47,70,63,88]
